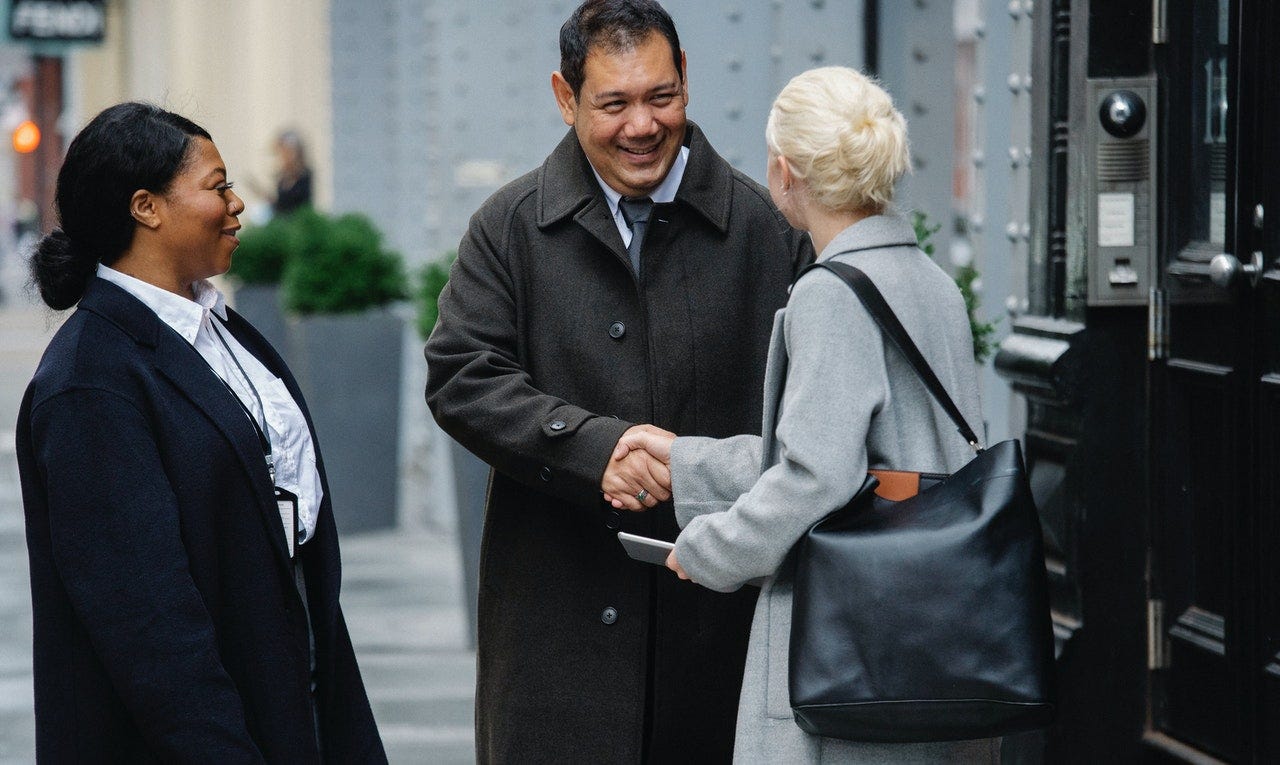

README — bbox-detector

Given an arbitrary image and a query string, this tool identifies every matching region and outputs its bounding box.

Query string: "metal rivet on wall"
[727,57,743,72]
[1008,0,1021,18]
[970,215,985,234]
[974,85,986,104]
[1025,0,1034,16]
[1006,222,1020,241]
[1007,73,1022,92]
[912,101,929,116]
[912,47,928,64]
[972,150,986,168]
[1009,147,1022,168]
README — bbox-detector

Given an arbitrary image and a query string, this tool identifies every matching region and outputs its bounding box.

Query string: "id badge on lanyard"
[210,321,301,561]
[275,485,300,559]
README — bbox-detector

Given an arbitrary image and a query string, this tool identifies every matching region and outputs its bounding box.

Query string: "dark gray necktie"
[618,196,654,274]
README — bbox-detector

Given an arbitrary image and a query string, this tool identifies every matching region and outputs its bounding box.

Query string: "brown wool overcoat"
[425,123,812,763]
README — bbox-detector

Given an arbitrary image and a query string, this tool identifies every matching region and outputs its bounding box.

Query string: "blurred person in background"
[249,128,313,219]
[15,102,385,762]
[424,0,811,761]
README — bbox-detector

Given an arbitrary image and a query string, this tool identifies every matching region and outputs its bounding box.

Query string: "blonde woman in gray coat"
[609,67,1001,762]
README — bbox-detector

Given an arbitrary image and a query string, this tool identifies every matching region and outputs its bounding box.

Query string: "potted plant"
[912,211,998,364]
[284,211,409,533]
[225,211,303,353]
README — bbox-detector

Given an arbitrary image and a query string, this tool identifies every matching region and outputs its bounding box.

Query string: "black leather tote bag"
[788,261,1055,743]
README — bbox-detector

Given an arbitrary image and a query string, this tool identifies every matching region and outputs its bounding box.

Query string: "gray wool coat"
[670,214,1001,763]
[425,123,811,762]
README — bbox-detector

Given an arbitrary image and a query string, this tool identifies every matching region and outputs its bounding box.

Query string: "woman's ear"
[775,154,795,193]
[130,189,161,230]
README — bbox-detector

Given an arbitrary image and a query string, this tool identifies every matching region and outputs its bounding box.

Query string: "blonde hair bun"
[765,66,909,213]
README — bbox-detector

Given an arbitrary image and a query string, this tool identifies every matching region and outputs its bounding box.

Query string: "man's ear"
[551,71,578,127]
[679,49,689,105]
[130,189,161,230]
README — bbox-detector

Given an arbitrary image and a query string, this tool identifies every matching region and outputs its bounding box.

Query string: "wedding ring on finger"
[635,489,649,503]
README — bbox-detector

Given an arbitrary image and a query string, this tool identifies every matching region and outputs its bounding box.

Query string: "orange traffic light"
[12,120,40,153]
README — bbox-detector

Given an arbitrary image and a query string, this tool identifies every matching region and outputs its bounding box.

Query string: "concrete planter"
[289,308,403,533]
[449,436,489,648]
[230,283,290,359]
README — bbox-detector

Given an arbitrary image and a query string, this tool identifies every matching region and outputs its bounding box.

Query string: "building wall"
[66,0,333,218]
[330,0,867,270]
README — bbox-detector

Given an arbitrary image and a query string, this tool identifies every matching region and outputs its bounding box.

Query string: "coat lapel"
[78,279,295,570]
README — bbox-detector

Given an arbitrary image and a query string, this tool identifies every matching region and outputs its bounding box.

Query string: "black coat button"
[601,607,618,625]
[539,466,553,482]
[549,419,566,431]
[608,321,626,339]
[605,510,622,530]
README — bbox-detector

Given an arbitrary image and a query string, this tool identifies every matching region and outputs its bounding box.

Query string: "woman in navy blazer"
[15,103,386,762]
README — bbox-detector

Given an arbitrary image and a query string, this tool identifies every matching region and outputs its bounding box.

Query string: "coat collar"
[536,121,733,236]
[816,211,921,262]
[77,277,298,571]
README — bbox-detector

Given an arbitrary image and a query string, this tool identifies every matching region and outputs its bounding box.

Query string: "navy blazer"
[15,278,386,763]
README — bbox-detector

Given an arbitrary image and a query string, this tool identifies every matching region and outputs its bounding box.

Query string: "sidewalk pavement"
[0,297,476,763]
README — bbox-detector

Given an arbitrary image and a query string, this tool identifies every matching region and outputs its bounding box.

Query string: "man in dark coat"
[424,1,811,761]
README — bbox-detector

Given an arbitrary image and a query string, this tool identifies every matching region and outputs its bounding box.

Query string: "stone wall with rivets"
[960,0,1034,441]
[330,0,865,269]
[878,0,956,262]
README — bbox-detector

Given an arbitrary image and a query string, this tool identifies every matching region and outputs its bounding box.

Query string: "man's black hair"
[559,0,683,96]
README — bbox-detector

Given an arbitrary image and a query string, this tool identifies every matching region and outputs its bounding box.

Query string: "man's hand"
[601,424,677,511]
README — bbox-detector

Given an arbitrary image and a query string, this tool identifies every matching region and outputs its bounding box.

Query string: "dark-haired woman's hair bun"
[31,228,96,310]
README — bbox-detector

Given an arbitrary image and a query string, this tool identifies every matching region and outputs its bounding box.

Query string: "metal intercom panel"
[1085,77,1158,306]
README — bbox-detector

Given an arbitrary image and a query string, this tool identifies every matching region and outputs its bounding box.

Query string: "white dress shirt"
[97,265,321,545]
[592,144,690,248]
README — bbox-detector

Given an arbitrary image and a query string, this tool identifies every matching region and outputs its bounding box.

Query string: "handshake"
[600,424,678,512]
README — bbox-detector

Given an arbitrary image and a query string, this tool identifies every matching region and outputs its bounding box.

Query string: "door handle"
[1208,251,1264,289]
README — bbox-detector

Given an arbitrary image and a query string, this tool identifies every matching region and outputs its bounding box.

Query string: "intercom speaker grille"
[1097,139,1149,181]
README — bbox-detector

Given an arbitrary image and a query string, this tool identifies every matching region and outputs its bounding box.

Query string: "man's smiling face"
[555,30,688,197]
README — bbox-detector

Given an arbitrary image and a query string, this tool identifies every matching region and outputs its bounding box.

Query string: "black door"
[1150,0,1280,759]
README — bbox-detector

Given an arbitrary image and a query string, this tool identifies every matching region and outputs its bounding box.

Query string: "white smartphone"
[617,531,674,566]
[617,531,766,587]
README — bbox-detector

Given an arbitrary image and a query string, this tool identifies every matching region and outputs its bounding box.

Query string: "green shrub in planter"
[415,251,457,339]
[226,215,295,285]
[912,211,999,364]
[281,212,408,315]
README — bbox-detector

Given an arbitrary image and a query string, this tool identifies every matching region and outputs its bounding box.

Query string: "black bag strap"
[802,259,982,451]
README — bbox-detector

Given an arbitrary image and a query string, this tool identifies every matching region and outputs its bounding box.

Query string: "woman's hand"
[611,423,676,462]
[666,548,690,580]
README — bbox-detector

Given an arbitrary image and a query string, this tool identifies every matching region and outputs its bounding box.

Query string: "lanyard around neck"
[209,318,276,483]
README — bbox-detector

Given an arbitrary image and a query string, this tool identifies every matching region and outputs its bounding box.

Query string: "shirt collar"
[96,264,227,345]
[592,144,690,218]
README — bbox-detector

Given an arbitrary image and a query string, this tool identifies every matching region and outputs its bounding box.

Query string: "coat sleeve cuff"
[670,434,763,528]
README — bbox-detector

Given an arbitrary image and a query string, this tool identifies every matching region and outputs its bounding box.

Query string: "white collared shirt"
[97,264,321,545]
[592,144,690,248]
